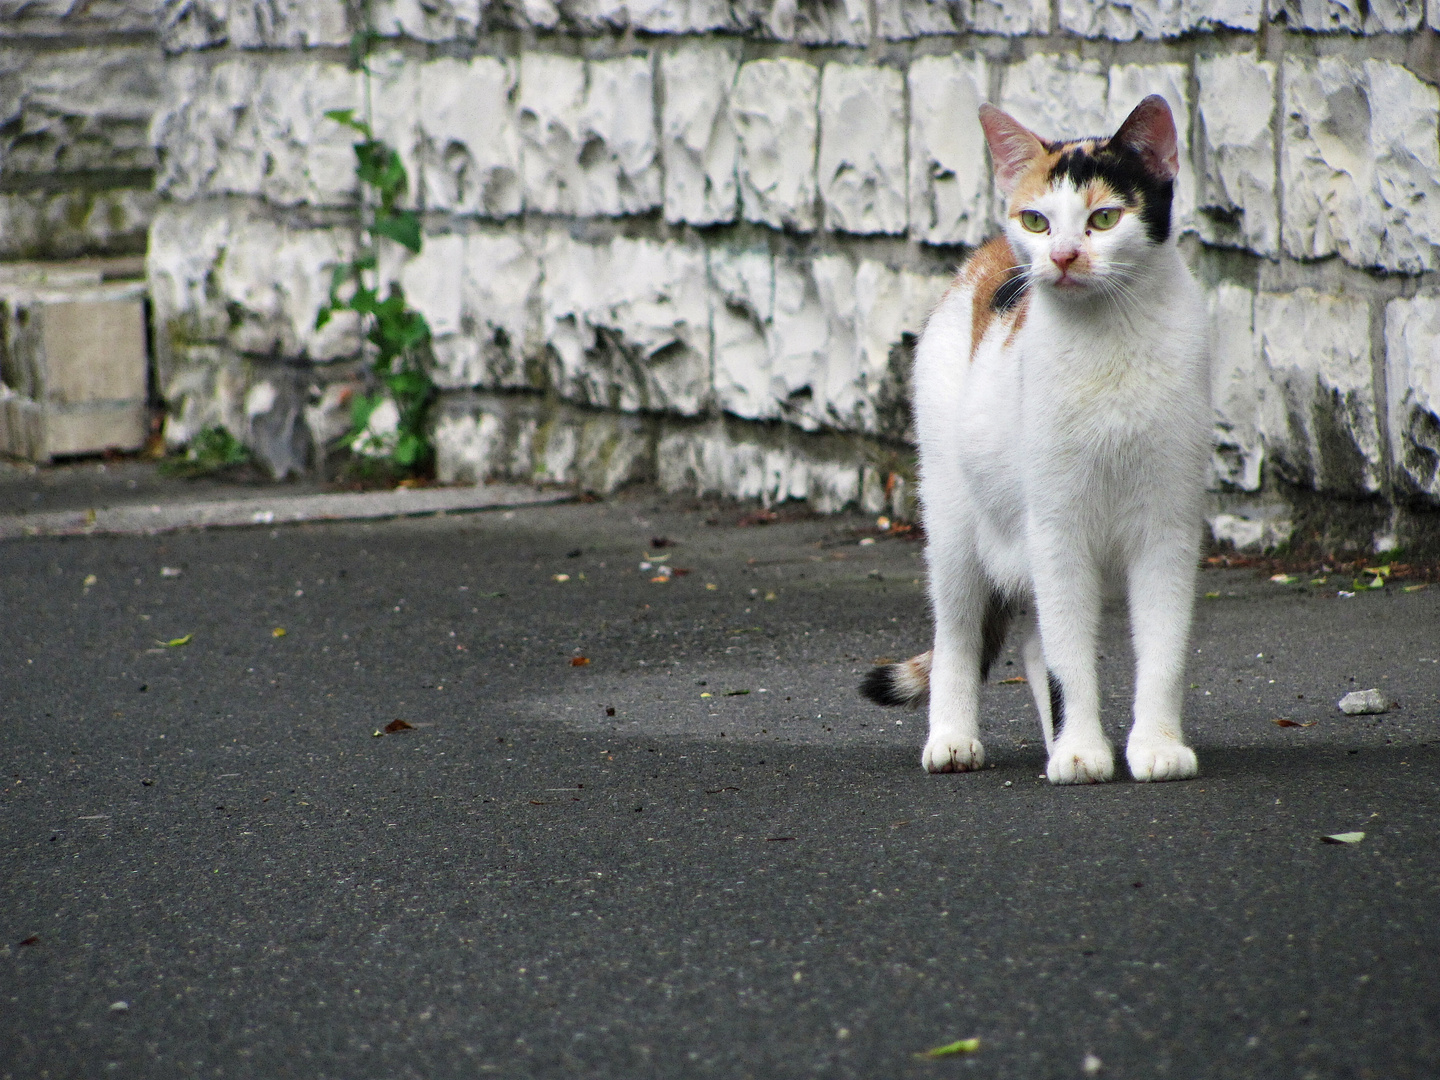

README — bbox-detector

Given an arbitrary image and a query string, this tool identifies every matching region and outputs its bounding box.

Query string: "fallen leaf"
[1320,831,1365,844]
[650,576,670,584]
[1270,574,1297,584]
[161,567,182,577]
[156,634,193,648]
[83,573,98,588]
[570,656,591,667]
[700,692,712,698]
[1204,591,1221,599]
[917,1038,981,1059]
[605,706,615,716]
[672,567,692,577]
[877,516,891,530]
[552,573,570,583]
[724,689,750,696]
[858,537,876,547]
[705,583,718,591]
[18,935,38,947]
[272,627,287,638]
[372,729,384,737]
[1404,583,1428,593]
[529,800,548,806]
[998,676,1028,685]
[383,718,416,733]
[1272,718,1318,728]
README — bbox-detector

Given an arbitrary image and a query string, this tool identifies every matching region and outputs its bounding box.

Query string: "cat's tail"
[859,651,932,707]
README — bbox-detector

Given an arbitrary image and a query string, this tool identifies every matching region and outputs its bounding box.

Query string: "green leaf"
[916,1038,981,1059]
[348,392,384,436]
[1320,832,1365,844]
[315,307,332,331]
[324,108,369,136]
[157,633,193,648]
[373,211,422,253]
[393,431,426,467]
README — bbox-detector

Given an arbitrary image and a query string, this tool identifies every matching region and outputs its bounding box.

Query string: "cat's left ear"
[1111,95,1179,182]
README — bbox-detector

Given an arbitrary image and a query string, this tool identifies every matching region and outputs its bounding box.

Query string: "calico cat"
[861,96,1211,785]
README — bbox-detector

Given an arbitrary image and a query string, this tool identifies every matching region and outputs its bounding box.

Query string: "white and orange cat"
[862,96,1210,785]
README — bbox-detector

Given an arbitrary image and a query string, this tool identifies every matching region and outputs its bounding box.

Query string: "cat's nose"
[1051,246,1080,271]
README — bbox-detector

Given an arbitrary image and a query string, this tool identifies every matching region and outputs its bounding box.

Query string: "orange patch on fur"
[957,236,1030,362]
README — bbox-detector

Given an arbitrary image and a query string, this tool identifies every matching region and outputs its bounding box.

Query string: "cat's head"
[978,96,1179,300]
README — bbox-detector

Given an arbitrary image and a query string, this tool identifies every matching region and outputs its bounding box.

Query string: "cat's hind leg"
[1017,615,1055,754]
[922,547,1009,773]
[1031,546,1114,784]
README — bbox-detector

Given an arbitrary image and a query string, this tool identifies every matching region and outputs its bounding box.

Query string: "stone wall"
[29,0,1438,546]
[0,0,163,260]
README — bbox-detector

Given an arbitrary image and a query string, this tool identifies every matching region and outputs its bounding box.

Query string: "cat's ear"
[978,105,1046,197]
[1111,95,1179,182]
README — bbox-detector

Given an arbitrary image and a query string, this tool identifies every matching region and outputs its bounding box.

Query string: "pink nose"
[1051,247,1080,272]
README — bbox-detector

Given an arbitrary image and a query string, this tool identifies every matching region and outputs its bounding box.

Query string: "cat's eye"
[1019,210,1049,233]
[1088,207,1122,231]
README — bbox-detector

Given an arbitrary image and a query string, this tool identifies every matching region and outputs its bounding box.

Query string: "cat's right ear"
[978,105,1046,197]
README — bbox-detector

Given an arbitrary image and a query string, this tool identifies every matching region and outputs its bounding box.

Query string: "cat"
[861,95,1211,785]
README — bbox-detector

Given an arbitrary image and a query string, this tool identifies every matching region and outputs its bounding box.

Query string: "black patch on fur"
[1047,141,1173,244]
[1048,672,1066,739]
[980,591,1017,683]
[991,270,1029,314]
[860,665,909,707]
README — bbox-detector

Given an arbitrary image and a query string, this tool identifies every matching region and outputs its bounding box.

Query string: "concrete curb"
[0,483,573,540]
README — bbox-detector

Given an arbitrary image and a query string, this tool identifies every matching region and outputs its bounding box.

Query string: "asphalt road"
[2,491,1438,1079]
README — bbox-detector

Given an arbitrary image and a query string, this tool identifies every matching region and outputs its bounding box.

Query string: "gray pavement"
[2,484,1438,1079]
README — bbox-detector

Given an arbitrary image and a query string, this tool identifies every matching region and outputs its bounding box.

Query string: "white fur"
[913,177,1210,784]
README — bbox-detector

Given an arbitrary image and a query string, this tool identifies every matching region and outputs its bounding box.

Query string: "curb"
[0,483,573,540]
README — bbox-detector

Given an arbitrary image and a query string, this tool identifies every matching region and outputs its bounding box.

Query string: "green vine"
[315,83,436,477]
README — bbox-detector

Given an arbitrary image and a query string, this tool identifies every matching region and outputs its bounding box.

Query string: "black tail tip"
[859,664,907,707]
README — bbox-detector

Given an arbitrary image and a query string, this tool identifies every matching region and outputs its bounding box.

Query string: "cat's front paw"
[922,737,985,773]
[1046,740,1114,784]
[1126,736,1198,782]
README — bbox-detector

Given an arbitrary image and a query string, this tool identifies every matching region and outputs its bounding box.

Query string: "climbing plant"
[314,42,436,478]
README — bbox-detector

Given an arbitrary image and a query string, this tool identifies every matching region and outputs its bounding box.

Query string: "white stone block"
[1253,288,1381,495]
[1060,0,1184,38]
[417,57,522,218]
[227,0,350,47]
[559,0,732,32]
[369,0,482,40]
[517,53,661,218]
[908,54,991,247]
[1106,64,1194,234]
[1281,57,1440,274]
[449,231,543,390]
[967,0,1049,32]
[734,58,820,233]
[1385,295,1440,498]
[710,248,776,422]
[1275,0,1421,32]
[152,55,365,207]
[748,0,871,42]
[877,0,960,38]
[657,419,864,511]
[1182,0,1260,29]
[818,64,907,236]
[539,234,711,415]
[398,233,465,338]
[1195,54,1279,257]
[660,46,740,226]
[1207,282,1263,491]
[1431,0,1440,30]
[161,0,228,51]
[998,54,1109,142]
[1,44,161,176]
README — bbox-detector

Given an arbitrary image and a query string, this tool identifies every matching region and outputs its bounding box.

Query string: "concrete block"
[226,0,350,47]
[369,0,482,40]
[0,268,149,461]
[908,54,991,247]
[660,45,741,226]
[818,64,907,236]
[1195,54,1279,257]
[1281,57,1440,274]
[1253,288,1381,495]
[734,58,820,233]
[998,54,1109,145]
[1385,295,1440,499]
